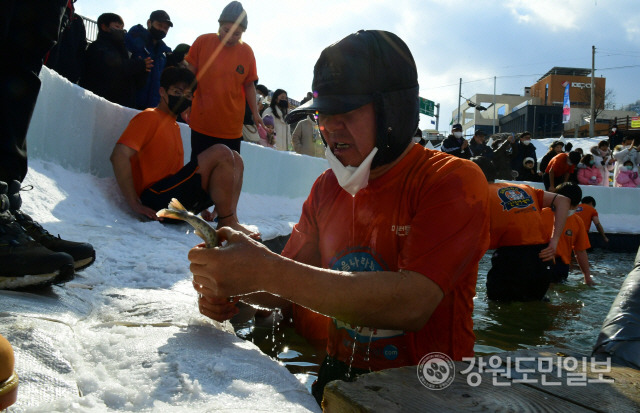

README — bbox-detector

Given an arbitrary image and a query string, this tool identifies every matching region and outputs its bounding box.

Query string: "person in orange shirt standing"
[110,67,257,237]
[472,156,570,302]
[543,151,581,191]
[541,183,595,286]
[575,196,609,244]
[184,1,265,159]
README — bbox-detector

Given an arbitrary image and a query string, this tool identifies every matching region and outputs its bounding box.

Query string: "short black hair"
[568,151,581,165]
[471,156,496,182]
[581,196,596,207]
[97,13,124,30]
[555,182,582,207]
[520,131,531,139]
[256,84,269,96]
[160,67,197,92]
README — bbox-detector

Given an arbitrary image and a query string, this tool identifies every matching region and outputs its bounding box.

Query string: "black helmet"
[285,30,419,168]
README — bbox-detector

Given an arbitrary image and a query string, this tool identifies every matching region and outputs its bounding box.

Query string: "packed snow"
[2,67,639,412]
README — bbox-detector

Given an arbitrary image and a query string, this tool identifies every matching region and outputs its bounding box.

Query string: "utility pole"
[493,76,496,135]
[589,45,596,138]
[435,103,440,131]
[457,78,462,124]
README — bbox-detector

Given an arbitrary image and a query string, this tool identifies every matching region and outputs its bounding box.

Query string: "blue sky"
[75,0,640,133]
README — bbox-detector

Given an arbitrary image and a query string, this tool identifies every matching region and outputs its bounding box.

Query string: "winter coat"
[469,140,494,159]
[612,145,639,186]
[125,24,172,110]
[441,135,471,159]
[517,168,542,183]
[539,150,557,174]
[45,5,87,83]
[491,138,516,180]
[577,165,602,185]
[262,106,291,151]
[510,141,537,172]
[609,130,624,149]
[292,117,318,157]
[615,168,640,188]
[589,146,615,187]
[80,31,147,108]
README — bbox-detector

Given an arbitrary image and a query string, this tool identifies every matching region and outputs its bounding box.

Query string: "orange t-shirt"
[282,145,490,369]
[541,208,590,264]
[487,183,547,249]
[116,108,184,196]
[185,34,258,139]
[574,203,598,232]
[545,152,575,176]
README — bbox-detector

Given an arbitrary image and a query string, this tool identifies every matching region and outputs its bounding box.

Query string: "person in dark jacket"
[468,130,493,158]
[44,0,87,83]
[538,140,564,174]
[608,126,624,149]
[125,10,173,109]
[79,13,152,108]
[510,131,537,176]
[441,123,471,159]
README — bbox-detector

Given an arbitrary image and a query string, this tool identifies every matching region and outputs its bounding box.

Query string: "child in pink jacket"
[577,154,602,186]
[616,160,640,188]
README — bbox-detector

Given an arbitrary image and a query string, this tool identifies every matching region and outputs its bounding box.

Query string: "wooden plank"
[488,348,640,413]
[323,363,596,413]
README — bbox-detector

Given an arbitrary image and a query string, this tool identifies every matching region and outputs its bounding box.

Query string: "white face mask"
[522,140,531,145]
[325,146,378,197]
[453,131,463,139]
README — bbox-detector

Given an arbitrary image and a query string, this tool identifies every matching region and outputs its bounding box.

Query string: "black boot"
[0,181,74,290]
[8,180,95,271]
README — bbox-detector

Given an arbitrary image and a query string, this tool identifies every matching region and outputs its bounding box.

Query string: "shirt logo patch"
[236,65,245,75]
[565,229,573,236]
[498,186,534,211]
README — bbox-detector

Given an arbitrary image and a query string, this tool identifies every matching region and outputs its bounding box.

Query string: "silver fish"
[156,198,218,248]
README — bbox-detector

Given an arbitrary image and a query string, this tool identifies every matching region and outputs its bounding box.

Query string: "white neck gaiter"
[325,146,378,197]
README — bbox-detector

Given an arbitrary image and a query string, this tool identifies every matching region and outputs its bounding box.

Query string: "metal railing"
[79,14,98,43]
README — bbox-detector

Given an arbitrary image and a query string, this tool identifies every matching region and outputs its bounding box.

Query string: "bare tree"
[578,87,616,119]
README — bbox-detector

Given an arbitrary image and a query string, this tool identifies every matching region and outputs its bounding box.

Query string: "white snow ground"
[2,67,639,412]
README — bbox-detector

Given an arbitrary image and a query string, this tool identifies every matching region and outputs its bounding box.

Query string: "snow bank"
[26,67,328,200]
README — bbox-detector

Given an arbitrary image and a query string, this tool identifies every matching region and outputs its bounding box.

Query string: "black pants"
[549,262,570,283]
[0,0,67,183]
[190,129,242,163]
[487,244,552,302]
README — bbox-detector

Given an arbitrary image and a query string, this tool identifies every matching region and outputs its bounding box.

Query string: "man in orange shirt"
[188,30,490,405]
[184,1,264,158]
[110,67,256,236]
[575,196,609,244]
[471,156,570,302]
[541,183,595,286]
[543,151,581,191]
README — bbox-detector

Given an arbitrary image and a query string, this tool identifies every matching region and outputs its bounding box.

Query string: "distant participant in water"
[471,156,570,302]
[541,183,595,286]
[575,196,608,245]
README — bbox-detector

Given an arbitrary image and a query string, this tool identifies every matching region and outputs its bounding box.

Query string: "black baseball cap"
[150,10,173,27]
[285,30,418,124]
[452,123,463,131]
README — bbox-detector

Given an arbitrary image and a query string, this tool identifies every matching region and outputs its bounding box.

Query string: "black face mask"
[167,95,191,115]
[110,28,126,43]
[149,26,167,41]
[277,100,289,110]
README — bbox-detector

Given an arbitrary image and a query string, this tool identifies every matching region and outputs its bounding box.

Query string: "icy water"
[236,249,636,390]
